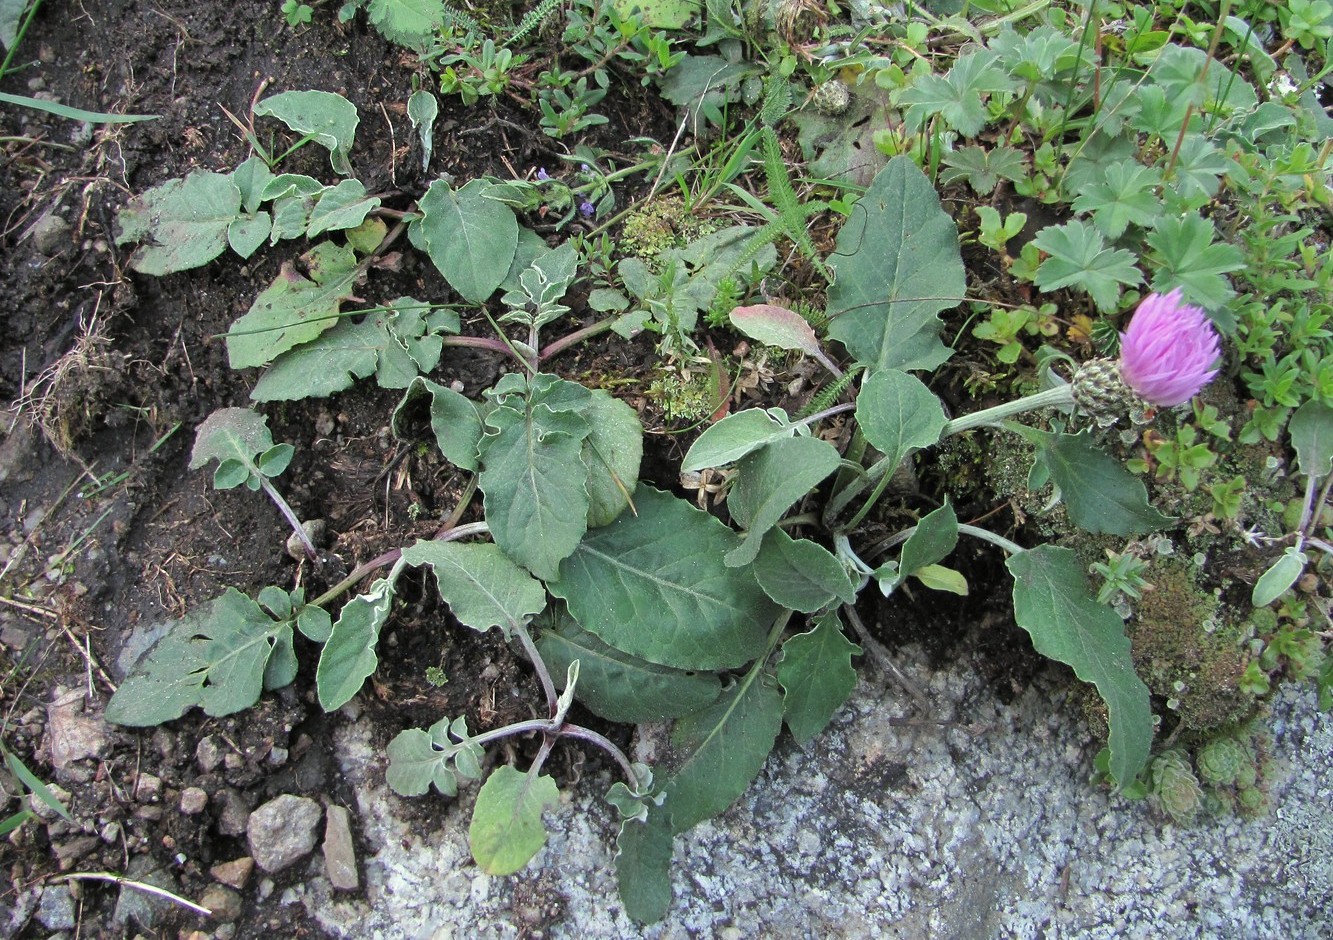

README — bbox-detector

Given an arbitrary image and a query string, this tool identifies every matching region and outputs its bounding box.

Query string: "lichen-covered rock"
[247,794,322,873]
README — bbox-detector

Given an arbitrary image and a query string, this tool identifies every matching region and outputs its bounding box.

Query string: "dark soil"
[0,4,1048,937]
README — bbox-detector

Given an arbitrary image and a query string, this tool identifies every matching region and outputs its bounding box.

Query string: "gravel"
[306,644,1330,938]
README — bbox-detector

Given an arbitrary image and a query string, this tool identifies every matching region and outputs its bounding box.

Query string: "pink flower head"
[1117,289,1221,407]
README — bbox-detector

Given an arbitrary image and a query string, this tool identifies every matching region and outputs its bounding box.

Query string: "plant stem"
[539,318,617,362]
[308,521,490,609]
[941,384,1076,437]
[258,476,318,561]
[464,717,639,784]
[441,334,529,368]
[514,622,558,717]
[957,522,1025,556]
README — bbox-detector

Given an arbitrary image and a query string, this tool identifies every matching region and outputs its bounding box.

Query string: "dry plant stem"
[258,476,317,561]
[56,872,211,917]
[841,604,930,712]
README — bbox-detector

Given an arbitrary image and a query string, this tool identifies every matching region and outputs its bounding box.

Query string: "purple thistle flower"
[578,200,596,218]
[1117,289,1221,407]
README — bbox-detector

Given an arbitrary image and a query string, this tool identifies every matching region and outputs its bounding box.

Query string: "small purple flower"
[578,200,596,218]
[536,168,551,181]
[1117,289,1221,407]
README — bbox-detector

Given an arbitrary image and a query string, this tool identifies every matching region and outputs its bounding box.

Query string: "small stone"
[196,736,224,772]
[180,787,209,815]
[267,745,289,767]
[28,782,71,820]
[223,752,243,771]
[53,835,99,870]
[215,788,250,837]
[200,885,243,923]
[285,519,325,561]
[323,804,358,891]
[46,686,108,776]
[112,855,178,930]
[210,856,255,890]
[37,885,76,930]
[30,212,71,255]
[134,773,162,803]
[247,794,322,873]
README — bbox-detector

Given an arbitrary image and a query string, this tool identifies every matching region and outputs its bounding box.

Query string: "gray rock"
[37,885,75,930]
[210,856,254,890]
[323,804,359,891]
[247,794,322,873]
[180,786,208,815]
[196,734,224,772]
[200,885,243,923]
[215,788,250,837]
[112,855,178,930]
[30,212,70,254]
[45,686,108,777]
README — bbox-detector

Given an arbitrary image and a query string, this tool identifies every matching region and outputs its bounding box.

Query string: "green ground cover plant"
[99,0,1330,922]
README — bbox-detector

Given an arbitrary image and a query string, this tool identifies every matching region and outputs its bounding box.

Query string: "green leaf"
[227,213,272,259]
[660,675,783,832]
[751,529,856,612]
[682,408,794,471]
[1145,213,1245,310]
[306,179,381,237]
[898,501,959,585]
[2,748,72,822]
[1070,161,1163,240]
[776,611,860,744]
[1032,220,1143,312]
[898,49,1019,137]
[1290,401,1333,479]
[401,540,546,636]
[1008,545,1153,787]
[938,144,1028,195]
[412,179,518,303]
[260,173,327,202]
[250,297,447,400]
[407,90,438,172]
[391,377,483,472]
[729,304,820,357]
[549,487,777,671]
[115,170,241,275]
[469,765,560,875]
[913,564,969,594]
[478,374,593,579]
[226,241,361,369]
[1252,547,1309,607]
[2,0,29,49]
[316,571,399,711]
[1021,427,1173,535]
[581,390,643,528]
[254,90,359,175]
[724,436,841,567]
[232,156,274,214]
[106,588,294,725]
[614,810,675,924]
[189,407,276,475]
[0,90,156,123]
[367,0,446,50]
[855,369,948,473]
[535,613,722,723]
[613,0,698,29]
[386,715,485,797]
[826,158,964,375]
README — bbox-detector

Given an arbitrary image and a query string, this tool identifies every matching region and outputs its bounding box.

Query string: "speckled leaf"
[254,90,359,175]
[116,170,242,275]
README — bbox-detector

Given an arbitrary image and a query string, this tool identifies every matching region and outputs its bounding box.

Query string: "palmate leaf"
[1145,213,1245,310]
[469,765,561,875]
[1070,161,1163,240]
[1008,545,1153,787]
[250,298,454,401]
[549,487,777,671]
[776,611,860,745]
[105,588,295,726]
[826,158,964,375]
[938,144,1028,195]
[1032,220,1143,312]
[226,241,362,369]
[898,49,1018,137]
[478,374,593,580]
